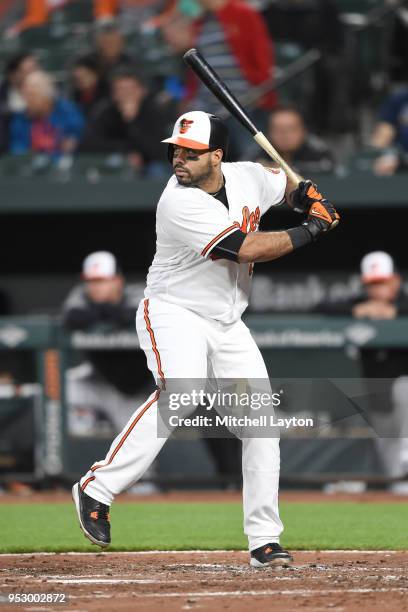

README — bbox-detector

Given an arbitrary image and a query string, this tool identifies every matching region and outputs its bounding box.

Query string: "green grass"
[0,502,407,553]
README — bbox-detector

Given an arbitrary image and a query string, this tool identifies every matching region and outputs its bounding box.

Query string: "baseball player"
[73,111,339,567]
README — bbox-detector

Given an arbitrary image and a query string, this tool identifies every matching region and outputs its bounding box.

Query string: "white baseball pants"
[80,297,283,551]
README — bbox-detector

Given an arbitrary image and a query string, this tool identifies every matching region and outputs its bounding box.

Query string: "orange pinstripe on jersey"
[81,475,96,491]
[83,390,160,482]
[143,299,165,386]
[201,223,240,257]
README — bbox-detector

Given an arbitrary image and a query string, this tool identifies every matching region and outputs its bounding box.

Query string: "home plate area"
[1,551,407,611]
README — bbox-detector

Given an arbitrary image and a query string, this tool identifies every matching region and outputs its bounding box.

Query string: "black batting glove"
[287,196,340,249]
[290,180,325,214]
[305,198,340,237]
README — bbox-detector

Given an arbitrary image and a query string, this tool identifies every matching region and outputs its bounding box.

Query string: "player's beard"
[174,158,213,188]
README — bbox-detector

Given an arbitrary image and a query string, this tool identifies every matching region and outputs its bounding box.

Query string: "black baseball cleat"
[72,483,111,548]
[250,543,293,568]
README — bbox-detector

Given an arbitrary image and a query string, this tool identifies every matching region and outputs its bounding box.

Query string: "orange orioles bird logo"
[179,119,194,134]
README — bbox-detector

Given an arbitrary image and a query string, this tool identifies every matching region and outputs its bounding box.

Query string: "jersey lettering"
[239,206,261,234]
[266,167,281,175]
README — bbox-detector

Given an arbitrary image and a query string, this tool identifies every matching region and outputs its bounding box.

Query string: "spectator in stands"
[185,0,276,159]
[70,55,106,118]
[371,89,408,176]
[0,52,40,152]
[8,70,84,158]
[0,52,40,113]
[93,0,176,32]
[84,21,134,96]
[80,66,169,175]
[254,106,334,175]
[261,0,345,134]
[94,0,121,20]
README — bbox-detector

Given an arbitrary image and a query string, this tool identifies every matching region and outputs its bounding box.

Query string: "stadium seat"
[0,155,37,177]
[19,25,54,48]
[275,41,305,68]
[126,30,180,80]
[71,154,132,179]
[53,0,93,25]
[17,16,90,74]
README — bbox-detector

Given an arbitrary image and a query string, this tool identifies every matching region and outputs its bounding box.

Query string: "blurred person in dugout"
[62,251,157,438]
[252,106,335,176]
[63,251,239,489]
[320,251,408,493]
[8,70,84,159]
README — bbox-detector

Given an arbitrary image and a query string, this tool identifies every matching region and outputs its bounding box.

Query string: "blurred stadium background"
[1,0,408,496]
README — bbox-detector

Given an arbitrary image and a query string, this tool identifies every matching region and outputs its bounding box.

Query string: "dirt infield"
[1,550,407,611]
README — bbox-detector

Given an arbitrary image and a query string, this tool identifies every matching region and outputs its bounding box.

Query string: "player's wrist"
[286,217,328,250]
[286,225,313,250]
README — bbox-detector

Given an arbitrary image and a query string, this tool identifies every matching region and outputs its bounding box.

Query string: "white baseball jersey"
[145,161,286,324]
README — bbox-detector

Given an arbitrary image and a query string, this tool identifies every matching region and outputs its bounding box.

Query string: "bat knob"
[183,48,198,64]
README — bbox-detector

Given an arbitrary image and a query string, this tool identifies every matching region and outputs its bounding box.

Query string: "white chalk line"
[5,566,407,585]
[5,559,408,584]
[8,571,408,590]
[0,550,235,557]
[45,578,192,585]
[0,550,404,557]
[64,587,408,599]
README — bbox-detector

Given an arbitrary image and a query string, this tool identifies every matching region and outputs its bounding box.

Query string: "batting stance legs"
[77,297,283,552]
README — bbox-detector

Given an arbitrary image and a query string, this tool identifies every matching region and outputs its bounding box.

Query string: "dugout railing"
[1,171,408,213]
[0,315,407,487]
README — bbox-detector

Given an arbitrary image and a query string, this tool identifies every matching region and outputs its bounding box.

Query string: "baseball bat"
[183,48,302,185]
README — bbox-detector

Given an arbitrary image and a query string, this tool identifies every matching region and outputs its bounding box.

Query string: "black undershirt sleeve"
[209,181,247,262]
[210,229,247,262]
